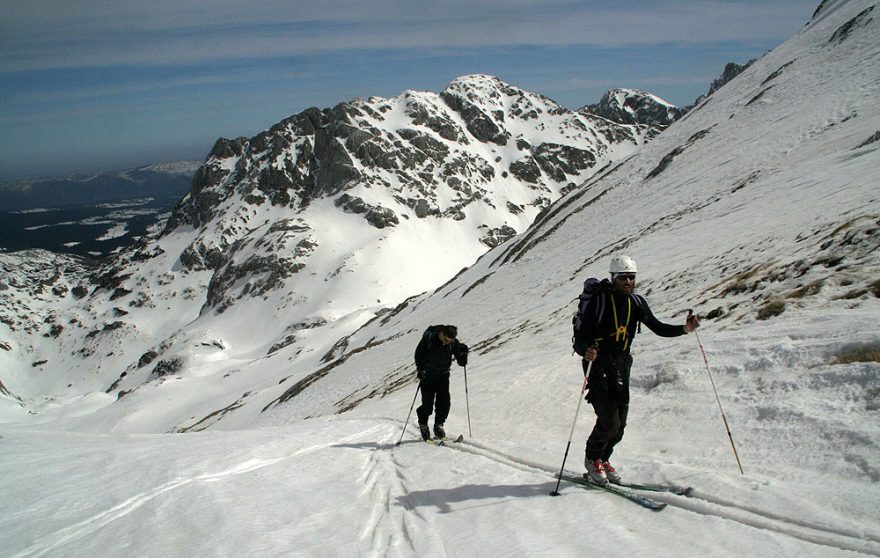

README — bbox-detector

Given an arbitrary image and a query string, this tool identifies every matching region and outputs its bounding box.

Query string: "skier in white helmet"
[573,254,700,485]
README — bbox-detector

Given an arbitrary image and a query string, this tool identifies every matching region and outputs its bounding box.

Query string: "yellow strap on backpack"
[611,295,632,350]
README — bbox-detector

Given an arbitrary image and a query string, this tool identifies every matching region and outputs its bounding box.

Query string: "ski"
[562,474,691,495]
[617,481,692,496]
[560,475,667,511]
[425,434,464,446]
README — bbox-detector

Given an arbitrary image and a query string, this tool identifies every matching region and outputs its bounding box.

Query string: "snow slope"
[1,1,880,556]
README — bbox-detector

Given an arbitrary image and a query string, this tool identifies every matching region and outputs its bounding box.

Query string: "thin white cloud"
[3,67,310,108]
[2,0,816,72]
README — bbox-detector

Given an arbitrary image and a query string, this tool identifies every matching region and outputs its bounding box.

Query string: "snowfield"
[1,0,879,556]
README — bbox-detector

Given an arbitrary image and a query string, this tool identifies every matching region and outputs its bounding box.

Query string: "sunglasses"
[615,274,637,281]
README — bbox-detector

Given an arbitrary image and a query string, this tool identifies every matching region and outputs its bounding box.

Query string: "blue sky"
[1,0,819,180]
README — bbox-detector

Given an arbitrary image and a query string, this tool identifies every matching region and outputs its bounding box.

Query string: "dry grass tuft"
[831,345,880,365]
[787,280,823,299]
[756,299,786,320]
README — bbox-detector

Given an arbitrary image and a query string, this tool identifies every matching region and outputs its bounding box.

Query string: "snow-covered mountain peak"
[583,87,685,129]
[158,73,651,277]
[443,74,568,128]
[610,87,674,108]
[445,73,516,99]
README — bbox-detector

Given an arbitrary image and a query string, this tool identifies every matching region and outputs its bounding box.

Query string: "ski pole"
[550,357,593,496]
[690,311,744,474]
[463,364,472,437]
[396,380,421,446]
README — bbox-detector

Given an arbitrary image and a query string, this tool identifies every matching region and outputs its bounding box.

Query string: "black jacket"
[414,326,467,377]
[574,287,685,402]
[573,287,685,357]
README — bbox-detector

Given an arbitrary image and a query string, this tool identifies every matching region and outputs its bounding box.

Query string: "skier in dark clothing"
[573,255,700,484]
[414,324,469,440]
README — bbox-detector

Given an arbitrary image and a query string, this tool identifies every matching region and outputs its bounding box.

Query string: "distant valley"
[0,162,198,258]
[0,196,180,258]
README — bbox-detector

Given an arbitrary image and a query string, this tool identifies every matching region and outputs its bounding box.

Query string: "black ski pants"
[584,397,629,462]
[416,373,450,426]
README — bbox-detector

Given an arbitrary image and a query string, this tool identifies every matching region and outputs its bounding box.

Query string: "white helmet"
[609,254,638,274]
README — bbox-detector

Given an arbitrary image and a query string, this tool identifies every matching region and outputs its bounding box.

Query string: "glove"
[455,344,469,366]
[583,346,598,362]
[685,311,700,332]
[417,369,426,381]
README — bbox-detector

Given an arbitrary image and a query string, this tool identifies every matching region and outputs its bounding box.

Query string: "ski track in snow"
[420,435,880,557]
[356,429,427,556]
[10,425,387,558]
[351,420,466,556]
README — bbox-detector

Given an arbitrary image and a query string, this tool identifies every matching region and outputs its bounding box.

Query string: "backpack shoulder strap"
[631,294,645,309]
[594,279,614,322]
[594,289,607,323]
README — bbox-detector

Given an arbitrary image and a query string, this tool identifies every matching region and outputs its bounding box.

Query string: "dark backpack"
[572,278,609,347]
[571,278,642,350]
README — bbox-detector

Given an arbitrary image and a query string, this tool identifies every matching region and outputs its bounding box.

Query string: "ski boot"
[602,461,622,484]
[584,458,608,485]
